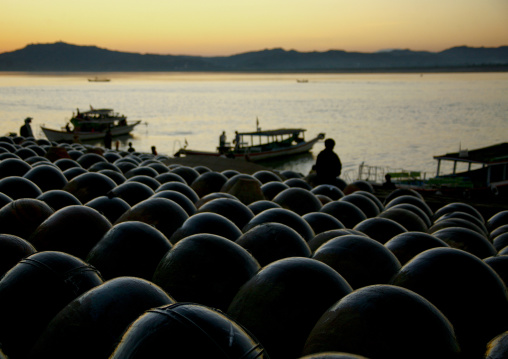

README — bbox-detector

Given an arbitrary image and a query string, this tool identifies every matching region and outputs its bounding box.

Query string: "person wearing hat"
[20,117,34,138]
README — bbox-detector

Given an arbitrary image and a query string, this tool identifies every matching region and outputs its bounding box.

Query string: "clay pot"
[261,181,290,201]
[253,170,283,184]
[302,285,460,359]
[29,205,112,259]
[273,187,323,216]
[227,257,353,359]
[0,158,32,179]
[115,161,138,174]
[308,229,370,252]
[311,184,345,200]
[343,180,374,194]
[198,197,254,230]
[14,147,38,159]
[88,161,121,173]
[29,277,175,359]
[391,247,508,358]
[384,195,433,220]
[484,255,508,289]
[384,232,449,265]
[494,232,508,252]
[303,212,345,235]
[428,217,487,237]
[222,169,240,178]
[433,202,484,223]
[485,331,508,359]
[63,166,88,181]
[23,164,68,192]
[98,168,127,185]
[36,189,82,211]
[87,221,172,280]
[171,166,201,185]
[85,195,131,224]
[190,171,229,198]
[109,302,268,358]
[386,203,432,228]
[221,174,265,205]
[236,222,312,266]
[0,251,103,358]
[340,194,380,218]
[154,171,186,184]
[151,190,197,216]
[0,176,42,199]
[63,172,117,204]
[115,197,189,241]
[156,181,200,203]
[313,235,401,289]
[434,211,488,236]
[284,178,313,190]
[107,181,155,206]
[0,234,37,278]
[147,162,170,174]
[195,192,238,209]
[320,201,367,229]
[153,233,260,311]
[77,152,107,169]
[488,210,508,232]
[248,199,282,215]
[383,188,423,205]
[0,192,12,208]
[378,207,428,232]
[125,166,159,179]
[353,217,407,244]
[103,151,121,163]
[298,354,370,359]
[126,175,161,191]
[170,212,242,244]
[54,158,82,171]
[0,198,54,239]
[243,208,315,242]
[432,227,496,259]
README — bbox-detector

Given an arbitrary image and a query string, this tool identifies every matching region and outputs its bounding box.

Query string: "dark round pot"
[153,233,260,311]
[169,212,242,244]
[302,285,460,359]
[36,189,82,211]
[0,198,54,239]
[198,197,254,230]
[109,303,268,359]
[63,172,117,204]
[353,217,407,244]
[272,187,323,215]
[227,257,352,359]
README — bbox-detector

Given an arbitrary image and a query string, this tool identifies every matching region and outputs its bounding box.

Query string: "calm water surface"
[0,72,507,178]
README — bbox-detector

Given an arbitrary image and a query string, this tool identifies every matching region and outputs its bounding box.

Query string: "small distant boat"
[41,107,141,142]
[175,128,325,162]
[88,77,110,82]
[297,79,308,83]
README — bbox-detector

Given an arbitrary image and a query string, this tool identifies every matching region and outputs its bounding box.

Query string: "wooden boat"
[41,107,141,142]
[353,142,508,198]
[175,128,325,162]
[88,77,110,82]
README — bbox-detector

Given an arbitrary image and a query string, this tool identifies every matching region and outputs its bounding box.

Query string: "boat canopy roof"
[238,128,306,137]
[434,142,508,165]
[78,108,115,115]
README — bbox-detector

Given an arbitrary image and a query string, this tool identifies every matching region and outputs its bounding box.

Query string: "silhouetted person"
[104,128,112,149]
[151,146,157,155]
[20,117,34,138]
[383,173,396,189]
[219,131,226,147]
[315,138,342,185]
[127,142,135,153]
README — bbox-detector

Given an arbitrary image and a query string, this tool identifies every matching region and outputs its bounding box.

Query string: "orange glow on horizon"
[1,0,507,56]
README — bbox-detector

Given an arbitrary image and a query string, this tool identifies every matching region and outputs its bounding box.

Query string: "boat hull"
[176,135,323,162]
[41,121,141,142]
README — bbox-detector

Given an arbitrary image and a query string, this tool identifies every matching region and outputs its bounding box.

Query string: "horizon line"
[5,41,508,58]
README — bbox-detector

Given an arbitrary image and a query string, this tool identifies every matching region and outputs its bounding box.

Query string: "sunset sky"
[1,0,507,56]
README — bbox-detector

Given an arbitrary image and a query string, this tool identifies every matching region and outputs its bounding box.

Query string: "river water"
[0,72,507,179]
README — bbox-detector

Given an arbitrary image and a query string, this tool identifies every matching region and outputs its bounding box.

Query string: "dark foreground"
[1,136,508,359]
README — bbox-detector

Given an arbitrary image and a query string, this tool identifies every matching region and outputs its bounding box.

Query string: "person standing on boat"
[234,131,241,151]
[315,138,342,185]
[104,128,112,149]
[20,117,34,138]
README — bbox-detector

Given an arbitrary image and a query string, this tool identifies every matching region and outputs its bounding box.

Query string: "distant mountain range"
[0,42,507,72]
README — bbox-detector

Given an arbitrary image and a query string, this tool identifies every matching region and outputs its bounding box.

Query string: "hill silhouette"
[0,42,507,72]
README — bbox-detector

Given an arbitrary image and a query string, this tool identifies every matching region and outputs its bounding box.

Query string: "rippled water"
[1,72,507,178]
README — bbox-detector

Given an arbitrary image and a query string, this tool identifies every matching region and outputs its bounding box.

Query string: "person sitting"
[20,117,34,138]
[127,142,135,153]
[151,146,157,155]
[315,138,342,185]
[383,173,396,189]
